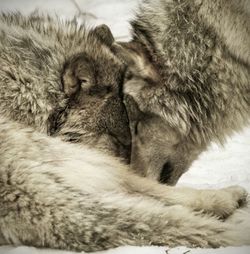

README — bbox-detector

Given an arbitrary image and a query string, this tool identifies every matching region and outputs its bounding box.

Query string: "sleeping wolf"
[0,13,249,252]
[112,0,250,185]
[0,13,131,162]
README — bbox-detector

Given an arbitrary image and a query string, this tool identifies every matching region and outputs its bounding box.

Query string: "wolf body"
[114,0,250,185]
[0,12,250,252]
[1,116,250,251]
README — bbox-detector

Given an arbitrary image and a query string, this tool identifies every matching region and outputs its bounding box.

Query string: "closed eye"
[79,78,88,87]
[134,121,140,135]
[124,70,134,82]
[134,120,141,135]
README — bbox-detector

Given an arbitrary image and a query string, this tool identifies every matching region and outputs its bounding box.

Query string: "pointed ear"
[113,42,159,82]
[92,24,115,47]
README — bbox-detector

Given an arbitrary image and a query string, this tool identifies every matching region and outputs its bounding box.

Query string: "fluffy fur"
[1,116,250,251]
[0,12,250,252]
[112,0,250,184]
[0,12,131,160]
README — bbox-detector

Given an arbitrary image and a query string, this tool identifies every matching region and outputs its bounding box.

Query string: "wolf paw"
[198,186,248,218]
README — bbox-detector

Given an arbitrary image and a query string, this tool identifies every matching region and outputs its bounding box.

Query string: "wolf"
[111,0,250,185]
[0,12,250,252]
[0,12,131,161]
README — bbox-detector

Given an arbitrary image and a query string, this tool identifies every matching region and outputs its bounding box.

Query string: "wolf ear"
[113,42,159,82]
[92,24,115,47]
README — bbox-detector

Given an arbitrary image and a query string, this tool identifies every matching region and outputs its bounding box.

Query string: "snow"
[0,0,249,253]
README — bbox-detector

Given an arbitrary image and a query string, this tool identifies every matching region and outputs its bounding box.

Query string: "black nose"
[159,162,173,184]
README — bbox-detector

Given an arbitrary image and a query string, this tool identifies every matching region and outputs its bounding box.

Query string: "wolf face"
[58,36,131,161]
[112,42,200,185]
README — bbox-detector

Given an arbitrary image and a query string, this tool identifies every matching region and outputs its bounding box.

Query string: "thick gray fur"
[114,0,250,185]
[0,13,131,160]
[0,12,250,252]
[1,115,250,251]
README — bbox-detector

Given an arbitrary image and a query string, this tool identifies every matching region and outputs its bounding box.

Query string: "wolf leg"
[123,174,248,218]
[1,182,250,252]
[0,116,249,251]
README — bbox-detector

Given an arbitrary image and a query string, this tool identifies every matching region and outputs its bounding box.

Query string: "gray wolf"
[0,12,249,252]
[0,12,131,161]
[112,0,250,185]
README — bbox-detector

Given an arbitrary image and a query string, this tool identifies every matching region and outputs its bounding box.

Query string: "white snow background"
[0,0,249,253]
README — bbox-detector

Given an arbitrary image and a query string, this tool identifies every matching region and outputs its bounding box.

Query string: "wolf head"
[0,15,131,163]
[111,41,204,185]
[56,25,132,162]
